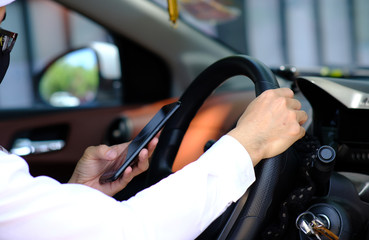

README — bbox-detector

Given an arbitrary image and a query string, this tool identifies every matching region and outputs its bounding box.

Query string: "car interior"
[0,0,369,239]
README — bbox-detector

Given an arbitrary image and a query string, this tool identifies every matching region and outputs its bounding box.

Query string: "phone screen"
[99,101,181,183]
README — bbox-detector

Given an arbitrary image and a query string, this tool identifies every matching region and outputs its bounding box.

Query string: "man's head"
[0,0,17,84]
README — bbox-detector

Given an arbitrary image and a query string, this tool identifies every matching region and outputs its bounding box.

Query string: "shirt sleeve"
[119,135,256,239]
[0,135,255,240]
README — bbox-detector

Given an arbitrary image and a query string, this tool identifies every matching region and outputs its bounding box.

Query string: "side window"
[0,0,121,109]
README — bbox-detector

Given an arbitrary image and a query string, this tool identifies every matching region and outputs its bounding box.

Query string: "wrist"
[68,170,83,184]
[227,131,263,166]
[68,174,78,184]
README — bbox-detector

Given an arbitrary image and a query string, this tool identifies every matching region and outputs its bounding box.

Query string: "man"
[0,0,308,239]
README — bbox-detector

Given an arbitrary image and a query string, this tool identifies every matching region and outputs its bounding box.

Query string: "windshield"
[151,0,369,72]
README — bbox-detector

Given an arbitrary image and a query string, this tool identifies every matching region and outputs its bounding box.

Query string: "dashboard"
[297,76,369,174]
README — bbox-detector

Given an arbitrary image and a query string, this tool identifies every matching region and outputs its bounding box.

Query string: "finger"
[137,149,150,171]
[117,166,134,187]
[286,98,302,110]
[86,145,116,161]
[138,148,149,160]
[275,87,294,98]
[296,110,308,125]
[155,131,162,138]
[111,141,130,155]
[147,137,159,155]
[105,148,118,161]
[298,125,306,139]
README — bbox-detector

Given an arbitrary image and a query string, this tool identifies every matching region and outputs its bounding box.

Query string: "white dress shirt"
[0,135,255,240]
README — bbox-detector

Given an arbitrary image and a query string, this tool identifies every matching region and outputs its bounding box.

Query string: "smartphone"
[99,101,181,183]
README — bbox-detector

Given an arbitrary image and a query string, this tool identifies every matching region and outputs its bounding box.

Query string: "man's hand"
[68,137,158,196]
[228,88,308,166]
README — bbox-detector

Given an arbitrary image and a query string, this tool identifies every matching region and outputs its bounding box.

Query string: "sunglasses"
[0,28,17,54]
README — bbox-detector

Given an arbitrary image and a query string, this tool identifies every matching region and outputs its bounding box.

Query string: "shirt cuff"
[198,134,256,202]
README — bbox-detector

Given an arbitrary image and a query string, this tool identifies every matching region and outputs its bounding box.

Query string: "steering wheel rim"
[146,55,283,239]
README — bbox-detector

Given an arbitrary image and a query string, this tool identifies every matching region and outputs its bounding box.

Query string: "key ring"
[296,211,339,240]
[296,211,316,230]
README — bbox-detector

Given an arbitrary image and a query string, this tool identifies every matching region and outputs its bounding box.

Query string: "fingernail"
[106,149,117,159]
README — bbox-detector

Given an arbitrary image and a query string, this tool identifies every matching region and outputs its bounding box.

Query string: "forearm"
[0,136,255,240]
[120,135,256,239]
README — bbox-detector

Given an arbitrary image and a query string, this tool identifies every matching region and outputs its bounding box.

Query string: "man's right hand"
[69,137,158,196]
[228,88,308,166]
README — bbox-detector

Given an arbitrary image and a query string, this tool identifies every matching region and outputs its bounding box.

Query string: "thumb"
[105,148,118,161]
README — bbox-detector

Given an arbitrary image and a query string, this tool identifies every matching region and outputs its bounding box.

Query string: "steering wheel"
[146,55,283,239]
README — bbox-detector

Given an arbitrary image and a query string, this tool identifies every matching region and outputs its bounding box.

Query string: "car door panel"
[0,91,254,183]
[0,107,130,182]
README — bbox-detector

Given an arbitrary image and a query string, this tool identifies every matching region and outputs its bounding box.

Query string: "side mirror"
[38,42,121,107]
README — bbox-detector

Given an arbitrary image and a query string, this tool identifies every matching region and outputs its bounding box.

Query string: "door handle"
[10,138,65,156]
